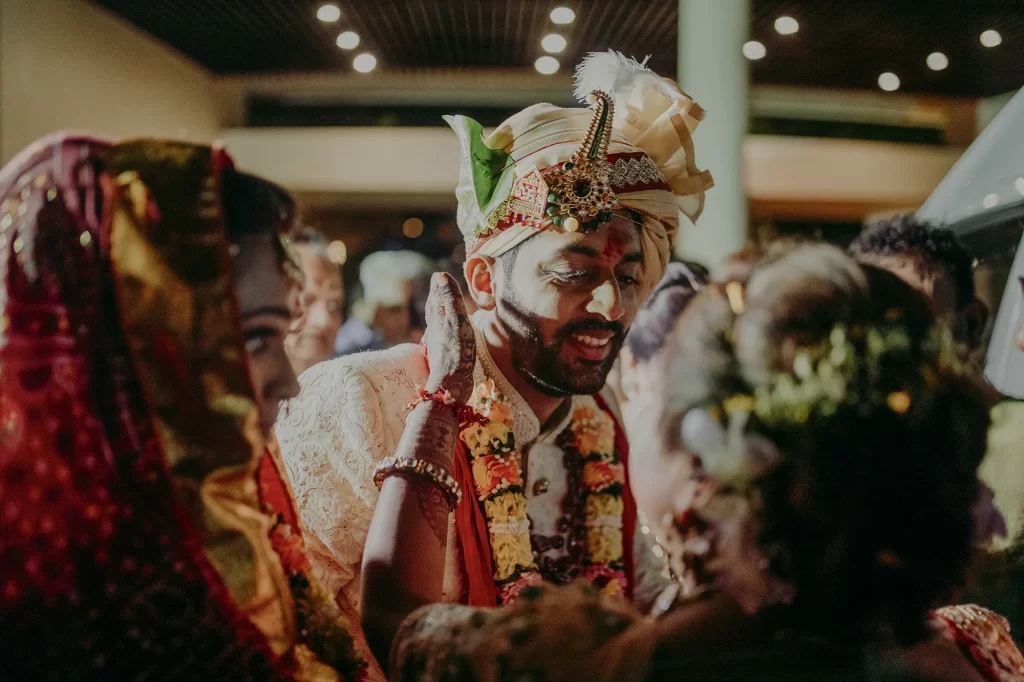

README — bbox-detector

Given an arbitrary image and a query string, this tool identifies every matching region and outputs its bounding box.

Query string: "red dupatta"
[0,134,290,680]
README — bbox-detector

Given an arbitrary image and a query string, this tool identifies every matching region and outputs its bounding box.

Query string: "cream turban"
[359,250,433,308]
[445,51,713,298]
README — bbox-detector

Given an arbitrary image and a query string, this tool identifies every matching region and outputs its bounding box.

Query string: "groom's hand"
[423,273,475,404]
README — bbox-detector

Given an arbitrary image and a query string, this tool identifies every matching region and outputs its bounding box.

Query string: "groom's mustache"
[556,319,626,341]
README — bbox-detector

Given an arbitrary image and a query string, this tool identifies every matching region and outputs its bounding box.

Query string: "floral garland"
[258,452,367,682]
[564,401,629,598]
[460,380,627,604]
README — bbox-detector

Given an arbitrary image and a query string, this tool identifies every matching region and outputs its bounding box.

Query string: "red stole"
[451,394,636,607]
[257,445,301,532]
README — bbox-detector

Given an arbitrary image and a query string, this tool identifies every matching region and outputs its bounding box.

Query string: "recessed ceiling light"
[535,56,560,75]
[774,16,799,35]
[926,52,949,71]
[742,40,766,60]
[353,53,377,73]
[327,240,347,265]
[981,30,1002,47]
[550,7,576,25]
[1015,177,1024,196]
[878,72,900,92]
[978,29,1003,47]
[336,31,360,50]
[541,33,567,54]
[983,193,1000,209]
[317,4,341,23]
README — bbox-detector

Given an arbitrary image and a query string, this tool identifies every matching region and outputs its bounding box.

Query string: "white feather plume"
[572,50,657,104]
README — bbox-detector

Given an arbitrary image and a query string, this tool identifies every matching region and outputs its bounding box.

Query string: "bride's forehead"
[235,236,290,308]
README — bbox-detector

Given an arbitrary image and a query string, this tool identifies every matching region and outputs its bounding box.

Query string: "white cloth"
[276,345,424,682]
[275,329,669,680]
[358,250,433,308]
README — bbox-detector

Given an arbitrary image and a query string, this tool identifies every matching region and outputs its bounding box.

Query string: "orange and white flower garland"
[570,401,628,599]
[460,380,627,604]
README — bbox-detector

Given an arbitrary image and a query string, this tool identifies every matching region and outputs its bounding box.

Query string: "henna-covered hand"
[416,484,450,545]
[423,273,476,404]
[402,401,460,470]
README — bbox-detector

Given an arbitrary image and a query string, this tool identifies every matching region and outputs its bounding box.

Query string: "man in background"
[284,226,345,375]
[335,249,434,355]
[849,216,988,359]
[852,216,1024,642]
[408,257,476,343]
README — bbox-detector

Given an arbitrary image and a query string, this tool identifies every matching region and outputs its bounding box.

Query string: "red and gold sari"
[0,133,358,680]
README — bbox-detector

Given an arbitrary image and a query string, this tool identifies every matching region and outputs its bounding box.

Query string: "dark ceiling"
[93,0,1024,97]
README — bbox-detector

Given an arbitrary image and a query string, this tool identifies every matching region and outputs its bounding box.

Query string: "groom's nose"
[586,280,624,322]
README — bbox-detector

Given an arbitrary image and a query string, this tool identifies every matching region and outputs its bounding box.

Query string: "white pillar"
[676,0,750,269]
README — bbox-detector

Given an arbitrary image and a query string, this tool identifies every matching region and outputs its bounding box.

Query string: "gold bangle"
[373,457,462,511]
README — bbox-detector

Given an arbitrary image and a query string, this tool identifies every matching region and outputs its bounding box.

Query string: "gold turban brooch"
[446,51,714,297]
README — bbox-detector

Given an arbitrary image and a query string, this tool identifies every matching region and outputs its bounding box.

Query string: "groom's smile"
[491,216,643,396]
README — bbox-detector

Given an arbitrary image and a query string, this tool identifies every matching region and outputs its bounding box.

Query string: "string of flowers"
[461,380,543,603]
[566,398,628,598]
[460,381,626,603]
[260,456,367,682]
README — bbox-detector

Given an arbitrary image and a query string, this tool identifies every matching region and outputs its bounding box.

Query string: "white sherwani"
[275,329,668,681]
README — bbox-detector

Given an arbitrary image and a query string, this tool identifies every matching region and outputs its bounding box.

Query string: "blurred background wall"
[0,0,220,159]
[2,0,1021,283]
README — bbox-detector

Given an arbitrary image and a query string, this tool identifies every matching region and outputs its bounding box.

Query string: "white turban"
[359,250,433,308]
[446,52,713,299]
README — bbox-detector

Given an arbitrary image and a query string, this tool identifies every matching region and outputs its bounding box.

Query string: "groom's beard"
[499,294,625,397]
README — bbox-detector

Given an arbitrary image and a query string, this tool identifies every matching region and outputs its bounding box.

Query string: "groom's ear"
[465,254,497,311]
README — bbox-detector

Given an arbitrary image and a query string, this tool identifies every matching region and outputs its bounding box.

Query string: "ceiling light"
[352,53,377,73]
[981,30,1002,47]
[983,193,1000,209]
[774,16,799,35]
[402,218,424,239]
[1015,177,1024,196]
[316,4,341,23]
[541,33,567,54]
[877,72,900,92]
[550,7,576,25]
[336,31,360,50]
[327,240,347,265]
[926,52,948,71]
[535,56,560,75]
[742,40,766,60]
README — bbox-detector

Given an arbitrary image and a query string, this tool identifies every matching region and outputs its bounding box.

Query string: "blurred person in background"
[408,258,476,343]
[849,216,988,362]
[335,249,433,356]
[284,225,345,375]
[850,217,1024,643]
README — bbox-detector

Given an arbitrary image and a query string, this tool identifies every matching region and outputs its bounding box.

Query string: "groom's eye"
[547,267,591,284]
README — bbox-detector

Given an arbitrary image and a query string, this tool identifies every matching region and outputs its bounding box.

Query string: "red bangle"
[406,387,487,429]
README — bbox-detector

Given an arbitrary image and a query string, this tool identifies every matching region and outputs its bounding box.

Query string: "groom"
[276,51,713,679]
